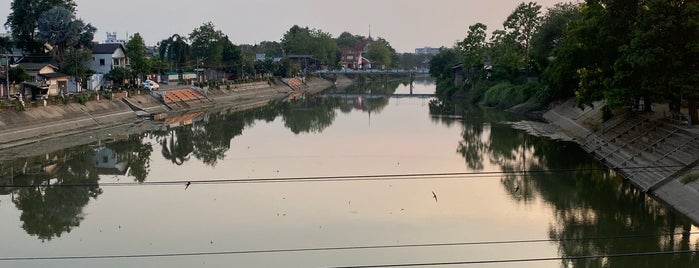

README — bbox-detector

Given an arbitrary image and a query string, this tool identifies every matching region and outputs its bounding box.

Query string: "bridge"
[320,93,435,99]
[316,69,429,75]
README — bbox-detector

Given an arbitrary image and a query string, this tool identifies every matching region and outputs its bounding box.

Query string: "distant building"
[415,47,440,55]
[90,43,129,75]
[104,32,126,44]
[256,54,266,61]
[287,55,321,72]
[341,39,372,70]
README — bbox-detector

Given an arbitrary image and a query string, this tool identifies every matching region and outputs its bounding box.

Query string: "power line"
[328,250,699,268]
[2,165,687,188]
[0,232,694,262]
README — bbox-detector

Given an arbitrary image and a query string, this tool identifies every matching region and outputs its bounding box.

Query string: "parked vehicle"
[141,80,160,90]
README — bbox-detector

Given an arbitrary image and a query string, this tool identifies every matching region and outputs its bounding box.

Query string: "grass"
[681,173,699,184]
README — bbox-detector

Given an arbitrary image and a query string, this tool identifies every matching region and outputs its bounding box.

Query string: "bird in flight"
[185,181,191,190]
[432,191,438,202]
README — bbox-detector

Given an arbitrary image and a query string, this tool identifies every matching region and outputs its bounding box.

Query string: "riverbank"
[542,100,699,224]
[0,76,335,158]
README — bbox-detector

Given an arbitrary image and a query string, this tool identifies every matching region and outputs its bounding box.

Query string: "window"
[99,59,105,66]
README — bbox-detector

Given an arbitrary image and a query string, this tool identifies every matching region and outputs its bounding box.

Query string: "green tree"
[189,22,225,70]
[36,6,95,59]
[6,0,77,54]
[281,25,341,68]
[503,2,543,69]
[458,23,489,80]
[59,48,93,89]
[126,33,150,81]
[529,3,580,73]
[335,31,365,48]
[158,34,190,72]
[220,36,242,75]
[365,41,392,69]
[9,66,31,84]
[105,66,132,86]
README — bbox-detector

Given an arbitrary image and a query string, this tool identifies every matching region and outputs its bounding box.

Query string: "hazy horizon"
[1,0,568,53]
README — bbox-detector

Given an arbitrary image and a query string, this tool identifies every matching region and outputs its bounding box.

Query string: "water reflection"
[9,145,102,241]
[0,80,696,267]
[430,97,699,266]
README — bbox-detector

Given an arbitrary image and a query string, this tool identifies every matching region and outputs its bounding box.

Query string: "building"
[90,43,129,75]
[341,39,372,70]
[287,55,321,72]
[17,63,69,97]
[415,47,441,55]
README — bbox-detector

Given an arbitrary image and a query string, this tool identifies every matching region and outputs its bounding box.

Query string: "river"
[0,78,697,268]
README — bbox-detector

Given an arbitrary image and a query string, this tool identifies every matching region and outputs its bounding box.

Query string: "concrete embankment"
[543,100,699,224]
[0,77,335,155]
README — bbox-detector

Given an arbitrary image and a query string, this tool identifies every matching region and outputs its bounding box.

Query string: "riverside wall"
[0,77,335,154]
[543,100,699,224]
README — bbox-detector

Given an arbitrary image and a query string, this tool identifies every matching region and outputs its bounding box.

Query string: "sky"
[0,0,567,53]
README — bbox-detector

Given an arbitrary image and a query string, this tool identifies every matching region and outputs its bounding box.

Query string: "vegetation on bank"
[429,1,699,123]
[2,0,428,96]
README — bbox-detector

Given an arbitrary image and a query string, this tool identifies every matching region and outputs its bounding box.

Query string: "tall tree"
[126,33,150,81]
[335,31,365,48]
[366,41,392,68]
[189,22,225,69]
[6,0,77,54]
[59,48,93,89]
[503,2,543,69]
[458,23,489,76]
[158,34,190,72]
[37,6,96,59]
[220,36,242,75]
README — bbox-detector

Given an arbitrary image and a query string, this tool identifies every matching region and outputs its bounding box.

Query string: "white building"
[415,47,441,55]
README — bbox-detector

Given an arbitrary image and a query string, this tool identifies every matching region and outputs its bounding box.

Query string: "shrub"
[681,173,699,184]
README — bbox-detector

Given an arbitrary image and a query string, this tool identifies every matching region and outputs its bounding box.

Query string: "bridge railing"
[316,69,429,75]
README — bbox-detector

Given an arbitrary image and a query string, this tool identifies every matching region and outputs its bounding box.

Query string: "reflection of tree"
[447,100,698,266]
[281,98,338,134]
[159,127,193,165]
[107,135,153,182]
[191,110,246,166]
[485,113,698,266]
[12,146,102,241]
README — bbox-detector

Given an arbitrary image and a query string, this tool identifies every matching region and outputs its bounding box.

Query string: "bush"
[681,173,699,184]
[482,81,544,109]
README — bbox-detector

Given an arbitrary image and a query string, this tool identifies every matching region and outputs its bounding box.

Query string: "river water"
[0,78,697,268]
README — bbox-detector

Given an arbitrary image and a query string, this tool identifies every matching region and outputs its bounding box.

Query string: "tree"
[158,34,190,72]
[189,22,225,70]
[366,41,392,68]
[336,31,365,48]
[126,33,150,81]
[458,23,489,77]
[9,66,31,84]
[281,25,341,67]
[503,2,543,69]
[105,67,132,86]
[530,3,580,73]
[59,48,92,89]
[220,36,242,75]
[6,0,77,54]
[0,36,13,53]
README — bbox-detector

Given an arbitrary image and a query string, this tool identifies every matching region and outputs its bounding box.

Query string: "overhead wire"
[0,231,695,262]
[327,250,699,268]
[1,164,687,188]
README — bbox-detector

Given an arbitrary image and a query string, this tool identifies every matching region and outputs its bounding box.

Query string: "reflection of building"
[163,111,205,128]
[92,147,129,175]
